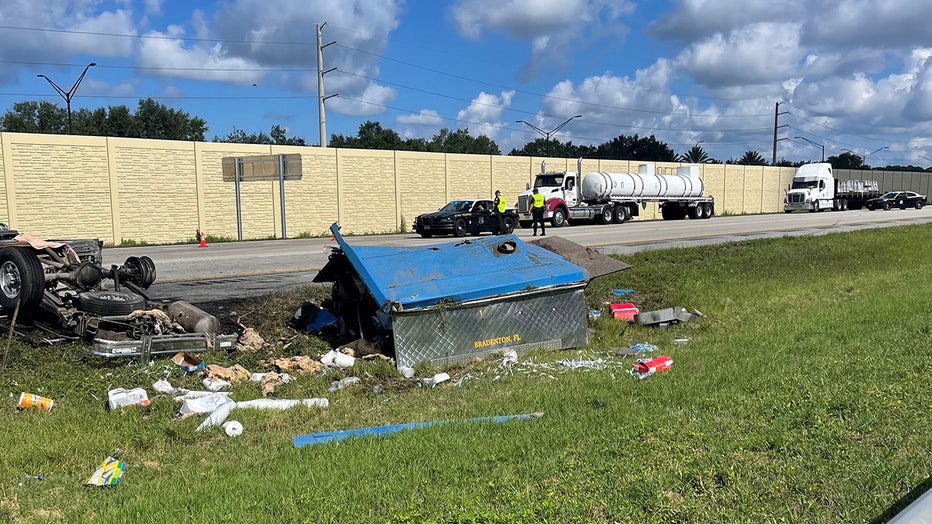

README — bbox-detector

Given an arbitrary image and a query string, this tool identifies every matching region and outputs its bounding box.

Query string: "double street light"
[37,62,96,134]
[793,136,824,162]
[843,146,889,163]
[516,114,582,140]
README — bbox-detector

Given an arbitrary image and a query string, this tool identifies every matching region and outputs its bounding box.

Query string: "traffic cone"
[199,230,207,248]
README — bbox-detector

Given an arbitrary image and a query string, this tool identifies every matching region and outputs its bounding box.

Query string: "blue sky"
[1,0,931,166]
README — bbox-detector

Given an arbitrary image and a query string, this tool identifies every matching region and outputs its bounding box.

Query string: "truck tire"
[689,204,704,219]
[551,208,566,227]
[702,202,714,218]
[76,290,145,316]
[613,205,629,223]
[598,206,613,225]
[453,218,468,237]
[0,247,45,312]
[810,201,820,213]
[916,201,924,210]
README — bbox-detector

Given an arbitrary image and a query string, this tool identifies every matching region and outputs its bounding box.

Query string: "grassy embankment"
[1,223,930,523]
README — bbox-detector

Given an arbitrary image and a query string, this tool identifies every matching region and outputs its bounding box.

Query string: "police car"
[413,199,517,237]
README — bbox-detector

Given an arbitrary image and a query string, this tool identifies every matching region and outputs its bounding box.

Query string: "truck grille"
[787,193,805,204]
[518,195,530,213]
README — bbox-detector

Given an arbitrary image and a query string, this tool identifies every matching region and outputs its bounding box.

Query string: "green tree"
[679,145,710,163]
[733,150,768,165]
[428,128,500,154]
[595,134,676,161]
[214,124,306,145]
[509,138,588,157]
[1,101,68,133]
[828,152,865,169]
[134,98,206,141]
[330,121,405,150]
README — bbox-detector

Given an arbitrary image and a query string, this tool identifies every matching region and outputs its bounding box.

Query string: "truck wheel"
[76,290,145,316]
[453,218,467,237]
[0,247,45,312]
[703,202,714,218]
[690,204,704,219]
[551,208,566,227]
[598,206,613,225]
[503,216,516,234]
[810,201,820,213]
[916,201,924,210]
[613,205,629,223]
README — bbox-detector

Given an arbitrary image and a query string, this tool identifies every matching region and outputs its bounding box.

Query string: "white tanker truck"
[516,159,715,227]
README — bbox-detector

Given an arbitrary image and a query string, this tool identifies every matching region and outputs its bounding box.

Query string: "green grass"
[2,225,931,523]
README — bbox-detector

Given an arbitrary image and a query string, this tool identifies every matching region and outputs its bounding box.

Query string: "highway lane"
[102,209,932,304]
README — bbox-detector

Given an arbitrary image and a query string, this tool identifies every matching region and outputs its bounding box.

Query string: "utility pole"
[316,23,337,147]
[515,115,583,140]
[772,101,788,165]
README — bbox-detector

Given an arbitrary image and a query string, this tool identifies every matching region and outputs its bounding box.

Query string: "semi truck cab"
[784,163,835,212]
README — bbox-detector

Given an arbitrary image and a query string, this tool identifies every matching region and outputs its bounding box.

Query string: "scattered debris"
[634,307,699,329]
[329,376,361,391]
[106,387,150,410]
[588,309,602,319]
[419,372,450,388]
[610,302,639,321]
[629,355,673,380]
[171,352,204,373]
[293,412,545,447]
[235,325,265,352]
[17,392,54,412]
[196,398,234,431]
[205,364,251,383]
[236,398,329,410]
[202,378,231,392]
[615,343,659,357]
[250,372,292,396]
[321,349,355,368]
[178,394,232,416]
[613,289,634,296]
[674,337,690,345]
[261,356,322,374]
[288,302,339,334]
[501,350,518,366]
[222,420,243,437]
[85,451,124,487]
[398,366,415,379]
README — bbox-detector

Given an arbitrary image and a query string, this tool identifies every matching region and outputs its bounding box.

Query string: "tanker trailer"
[516,161,716,227]
[579,164,716,221]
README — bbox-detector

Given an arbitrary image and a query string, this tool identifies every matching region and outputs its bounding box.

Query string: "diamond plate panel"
[392,286,588,368]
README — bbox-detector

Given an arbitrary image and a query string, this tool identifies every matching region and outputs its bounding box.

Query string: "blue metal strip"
[293,412,544,447]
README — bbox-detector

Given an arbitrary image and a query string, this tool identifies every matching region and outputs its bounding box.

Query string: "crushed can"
[18,392,55,412]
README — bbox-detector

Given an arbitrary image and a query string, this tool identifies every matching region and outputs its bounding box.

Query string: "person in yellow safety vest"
[493,190,506,234]
[531,187,546,236]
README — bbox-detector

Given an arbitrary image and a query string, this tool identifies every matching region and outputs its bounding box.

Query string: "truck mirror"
[526,182,530,190]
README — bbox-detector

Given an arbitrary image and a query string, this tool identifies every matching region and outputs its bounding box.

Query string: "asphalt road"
[102,209,932,304]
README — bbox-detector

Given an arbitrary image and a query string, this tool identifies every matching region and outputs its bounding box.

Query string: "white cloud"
[397,110,444,126]
[648,0,805,41]
[328,83,397,116]
[136,29,264,84]
[675,23,805,88]
[456,90,515,138]
[800,0,932,48]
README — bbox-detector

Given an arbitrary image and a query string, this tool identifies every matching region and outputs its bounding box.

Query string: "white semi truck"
[515,160,715,227]
[783,163,881,213]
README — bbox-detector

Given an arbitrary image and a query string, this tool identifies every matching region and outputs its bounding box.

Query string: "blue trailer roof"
[329,223,587,310]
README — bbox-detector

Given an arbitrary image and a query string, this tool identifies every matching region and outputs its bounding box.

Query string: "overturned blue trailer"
[314,224,629,368]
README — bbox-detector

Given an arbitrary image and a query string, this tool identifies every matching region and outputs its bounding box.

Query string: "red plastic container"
[633,355,673,375]
[610,302,639,321]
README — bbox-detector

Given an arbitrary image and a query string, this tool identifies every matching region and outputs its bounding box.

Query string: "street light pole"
[793,136,824,162]
[516,115,582,140]
[37,62,96,134]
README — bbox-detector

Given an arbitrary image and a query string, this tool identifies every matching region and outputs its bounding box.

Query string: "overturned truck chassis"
[0,228,232,357]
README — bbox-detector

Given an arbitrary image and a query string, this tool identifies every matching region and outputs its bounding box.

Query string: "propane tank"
[167,301,220,334]
[581,164,704,200]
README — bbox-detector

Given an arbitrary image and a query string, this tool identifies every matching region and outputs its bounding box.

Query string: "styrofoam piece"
[235,398,329,410]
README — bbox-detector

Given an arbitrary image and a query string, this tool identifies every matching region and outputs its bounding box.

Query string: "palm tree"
[679,145,710,163]
[738,150,768,165]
